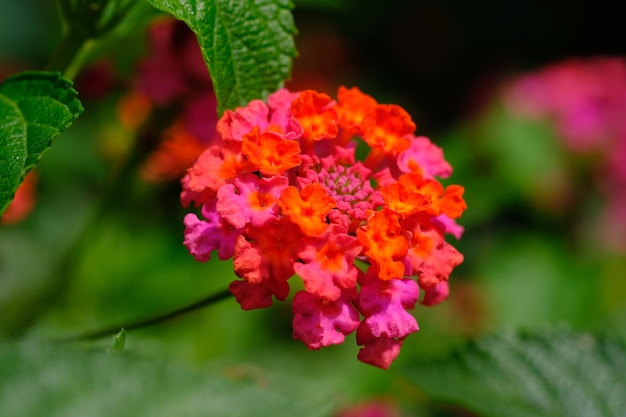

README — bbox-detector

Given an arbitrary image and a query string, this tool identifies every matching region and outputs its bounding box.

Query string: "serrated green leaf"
[146,0,297,114]
[0,343,340,417]
[0,96,27,216]
[0,71,83,217]
[404,329,626,417]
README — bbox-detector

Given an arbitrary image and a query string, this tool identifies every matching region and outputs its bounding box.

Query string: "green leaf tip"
[404,328,626,417]
[146,0,298,115]
[0,71,83,218]
[109,328,127,353]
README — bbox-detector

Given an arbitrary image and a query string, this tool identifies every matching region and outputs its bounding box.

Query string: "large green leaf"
[0,96,27,217]
[404,329,626,417]
[146,0,297,114]
[0,342,339,417]
[0,71,83,217]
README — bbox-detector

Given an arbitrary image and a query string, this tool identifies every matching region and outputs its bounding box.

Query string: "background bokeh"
[1,1,625,416]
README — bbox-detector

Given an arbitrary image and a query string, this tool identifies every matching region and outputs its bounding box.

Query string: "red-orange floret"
[242,127,302,176]
[382,173,467,219]
[316,240,346,273]
[184,141,250,200]
[291,90,339,141]
[356,209,409,280]
[362,104,415,154]
[437,184,467,219]
[380,182,430,218]
[278,183,337,236]
[335,86,378,134]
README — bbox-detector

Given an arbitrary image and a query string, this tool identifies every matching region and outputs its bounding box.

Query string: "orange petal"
[278,183,337,236]
[242,127,302,175]
[336,86,378,133]
[356,209,409,280]
[380,182,430,218]
[362,104,415,154]
[291,90,339,141]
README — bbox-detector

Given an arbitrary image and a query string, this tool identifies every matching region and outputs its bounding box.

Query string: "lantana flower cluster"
[182,86,466,369]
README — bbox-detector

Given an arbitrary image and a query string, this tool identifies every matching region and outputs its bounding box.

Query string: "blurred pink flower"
[505,57,626,153]
[118,18,219,182]
[505,57,626,252]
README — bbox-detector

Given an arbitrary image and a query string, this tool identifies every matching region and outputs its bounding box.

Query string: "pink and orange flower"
[182,87,467,368]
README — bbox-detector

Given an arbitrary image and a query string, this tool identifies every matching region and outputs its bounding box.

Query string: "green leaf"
[0,342,340,417]
[0,71,83,217]
[404,329,626,417]
[146,0,297,114]
[0,96,27,217]
[108,328,127,353]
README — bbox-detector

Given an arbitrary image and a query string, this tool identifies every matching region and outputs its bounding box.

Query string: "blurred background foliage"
[1,0,625,416]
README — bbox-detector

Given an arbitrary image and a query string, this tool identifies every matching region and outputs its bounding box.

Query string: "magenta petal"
[432,214,465,239]
[358,278,420,314]
[397,136,452,179]
[357,279,419,339]
[292,291,360,350]
[183,213,214,261]
[357,337,404,370]
[216,183,249,229]
[363,305,418,340]
[183,201,240,261]
[421,280,450,306]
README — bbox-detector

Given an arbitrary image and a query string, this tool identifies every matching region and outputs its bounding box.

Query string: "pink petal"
[267,88,300,112]
[229,279,290,310]
[356,278,419,340]
[432,214,465,239]
[357,337,404,370]
[292,291,360,349]
[217,173,288,229]
[397,136,452,179]
[182,201,241,261]
[217,100,270,141]
[421,280,450,306]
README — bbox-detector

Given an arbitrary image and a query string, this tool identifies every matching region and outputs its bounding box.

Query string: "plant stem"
[46,27,95,81]
[53,288,234,342]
